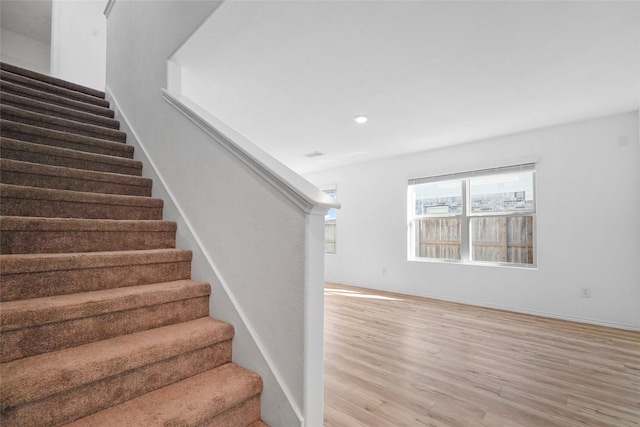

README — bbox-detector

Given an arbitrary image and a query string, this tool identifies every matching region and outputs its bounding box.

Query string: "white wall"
[306,112,640,330]
[0,28,50,74]
[51,0,106,90]
[105,1,329,425]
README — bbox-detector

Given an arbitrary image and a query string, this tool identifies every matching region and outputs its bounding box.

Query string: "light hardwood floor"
[323,283,640,427]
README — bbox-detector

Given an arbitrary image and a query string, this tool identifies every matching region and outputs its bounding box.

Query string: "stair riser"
[1,229,176,254]
[0,95,120,129]
[1,197,163,220]
[1,343,232,427]
[0,125,133,159]
[0,81,114,118]
[205,395,262,427]
[0,168,152,197]
[0,260,192,301]
[1,297,209,362]
[1,62,106,99]
[1,139,143,176]
[1,110,126,143]
[1,71,110,109]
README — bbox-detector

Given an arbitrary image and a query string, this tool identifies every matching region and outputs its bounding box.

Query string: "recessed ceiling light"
[354,115,368,124]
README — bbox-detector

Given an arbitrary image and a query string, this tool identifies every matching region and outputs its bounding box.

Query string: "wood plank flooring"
[323,283,640,426]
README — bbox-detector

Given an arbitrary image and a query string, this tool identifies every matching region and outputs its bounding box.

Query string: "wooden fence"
[416,216,533,264]
[416,218,462,260]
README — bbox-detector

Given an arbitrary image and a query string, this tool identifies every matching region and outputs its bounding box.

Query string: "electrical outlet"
[382,267,387,276]
[581,287,592,298]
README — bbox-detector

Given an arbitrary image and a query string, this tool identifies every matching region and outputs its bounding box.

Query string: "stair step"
[0,158,152,196]
[0,318,235,427]
[0,249,193,301]
[0,91,120,129]
[0,120,133,158]
[66,363,262,427]
[0,216,177,254]
[1,104,126,142]
[0,80,114,118]
[0,184,163,220]
[0,280,210,362]
[1,138,143,176]
[0,62,265,426]
[0,70,110,108]
[1,62,106,99]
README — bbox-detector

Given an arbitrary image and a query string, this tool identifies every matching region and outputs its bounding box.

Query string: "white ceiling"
[0,0,52,44]
[174,1,639,175]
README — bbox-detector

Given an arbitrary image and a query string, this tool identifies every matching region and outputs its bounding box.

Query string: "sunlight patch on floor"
[324,288,402,301]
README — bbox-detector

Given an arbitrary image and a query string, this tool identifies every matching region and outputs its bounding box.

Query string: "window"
[409,164,535,266]
[324,189,337,253]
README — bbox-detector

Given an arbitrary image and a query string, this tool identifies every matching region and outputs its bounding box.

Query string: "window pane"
[325,190,337,221]
[413,179,462,215]
[471,216,534,264]
[415,218,461,260]
[325,222,336,253]
[324,190,337,253]
[470,172,534,214]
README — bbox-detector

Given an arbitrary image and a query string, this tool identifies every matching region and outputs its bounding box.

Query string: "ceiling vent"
[304,151,325,158]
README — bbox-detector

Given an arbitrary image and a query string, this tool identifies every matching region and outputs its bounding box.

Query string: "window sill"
[408,257,537,270]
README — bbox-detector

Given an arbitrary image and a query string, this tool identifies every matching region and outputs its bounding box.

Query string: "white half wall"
[105,1,331,425]
[305,111,640,330]
[50,0,106,90]
[0,28,50,74]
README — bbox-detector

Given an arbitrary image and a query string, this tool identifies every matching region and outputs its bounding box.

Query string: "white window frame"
[408,163,537,268]
[324,188,337,254]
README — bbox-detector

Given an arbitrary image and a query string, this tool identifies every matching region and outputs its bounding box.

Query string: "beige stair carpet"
[0,62,267,427]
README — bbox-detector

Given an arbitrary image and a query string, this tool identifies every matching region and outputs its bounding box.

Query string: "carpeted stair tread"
[2,343,233,427]
[0,249,193,301]
[0,184,164,220]
[0,158,152,196]
[1,216,177,254]
[0,70,110,108]
[0,80,114,118]
[0,248,192,275]
[0,216,175,232]
[0,120,133,158]
[1,279,209,331]
[1,335,234,426]
[0,91,119,129]
[0,62,106,99]
[0,63,264,425]
[65,363,263,427]
[1,104,126,142]
[0,317,235,410]
[1,138,143,176]
[0,280,211,361]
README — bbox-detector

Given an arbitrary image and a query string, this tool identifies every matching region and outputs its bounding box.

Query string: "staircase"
[0,62,268,427]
